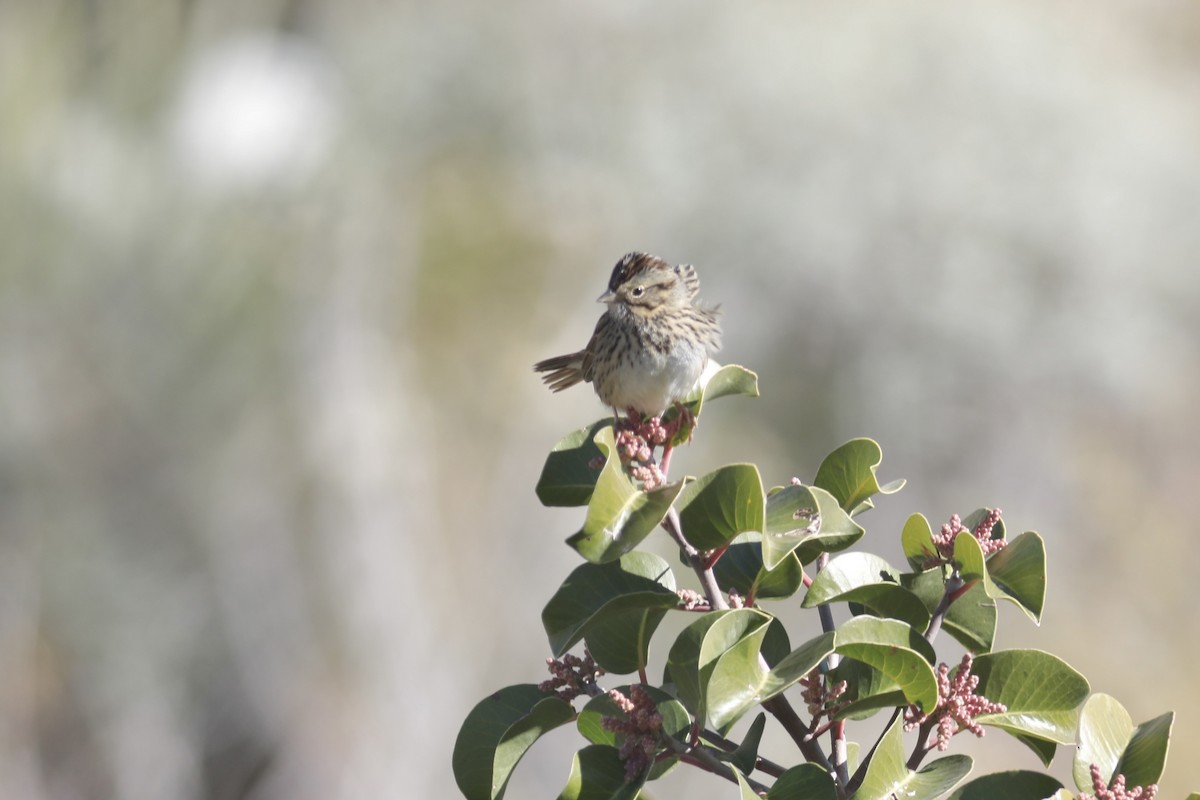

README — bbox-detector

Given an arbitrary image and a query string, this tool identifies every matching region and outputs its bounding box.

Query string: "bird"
[533,252,721,421]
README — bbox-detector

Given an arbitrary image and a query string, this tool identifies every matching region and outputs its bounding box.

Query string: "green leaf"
[985,531,1046,623]
[945,771,1064,800]
[854,715,971,800]
[542,553,679,665]
[953,531,987,583]
[666,610,767,727]
[1117,711,1173,788]
[578,685,690,781]
[681,362,760,415]
[566,427,687,563]
[453,685,576,800]
[764,484,864,567]
[666,610,835,733]
[970,650,1090,756]
[908,757,975,800]
[711,533,805,600]
[558,744,643,800]
[733,768,761,800]
[903,568,996,653]
[812,438,904,516]
[802,552,929,630]
[537,419,613,507]
[677,464,765,551]
[1012,733,1058,768]
[901,513,939,570]
[1074,694,1172,791]
[766,763,838,799]
[724,713,767,776]
[833,616,939,711]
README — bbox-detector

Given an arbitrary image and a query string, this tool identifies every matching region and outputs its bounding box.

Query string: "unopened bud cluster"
[614,416,669,489]
[602,685,664,782]
[1082,764,1158,800]
[799,668,848,723]
[539,650,605,701]
[904,653,1006,750]
[677,588,710,611]
[927,509,1007,565]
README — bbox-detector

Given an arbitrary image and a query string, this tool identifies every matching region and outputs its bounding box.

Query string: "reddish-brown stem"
[701,542,731,570]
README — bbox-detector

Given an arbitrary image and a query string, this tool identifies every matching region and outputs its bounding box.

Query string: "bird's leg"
[665,402,697,444]
[660,438,676,477]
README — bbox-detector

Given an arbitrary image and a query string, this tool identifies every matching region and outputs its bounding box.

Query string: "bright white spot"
[168,33,337,191]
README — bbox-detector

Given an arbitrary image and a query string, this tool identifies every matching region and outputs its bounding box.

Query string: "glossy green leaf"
[666,610,767,726]
[1012,733,1058,767]
[970,650,1090,755]
[946,771,1064,800]
[537,420,614,507]
[542,553,679,662]
[733,768,761,800]
[767,763,838,799]
[901,513,939,570]
[578,685,690,781]
[985,531,1046,623]
[802,552,929,630]
[711,533,805,600]
[833,617,938,711]
[953,531,987,583]
[1073,693,1172,792]
[667,609,835,733]
[681,363,760,415]
[453,685,576,800]
[854,715,971,800]
[725,713,767,776]
[677,464,765,551]
[764,484,864,567]
[558,744,643,800]
[1117,710,1173,788]
[903,568,996,653]
[907,757,974,800]
[812,438,904,516]
[566,427,687,563]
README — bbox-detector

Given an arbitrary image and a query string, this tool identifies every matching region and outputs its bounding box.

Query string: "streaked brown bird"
[534,252,721,419]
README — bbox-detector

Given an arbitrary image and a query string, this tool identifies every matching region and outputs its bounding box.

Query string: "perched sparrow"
[534,252,721,418]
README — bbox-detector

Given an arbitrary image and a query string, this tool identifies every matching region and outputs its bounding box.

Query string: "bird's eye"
[631,286,645,297]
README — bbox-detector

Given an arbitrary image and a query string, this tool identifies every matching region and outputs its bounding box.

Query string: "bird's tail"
[533,351,586,392]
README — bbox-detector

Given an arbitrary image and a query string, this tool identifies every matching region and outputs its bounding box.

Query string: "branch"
[923,572,965,643]
[662,507,728,610]
[813,554,850,790]
[700,730,788,779]
[906,717,937,770]
[761,695,834,774]
[662,735,770,794]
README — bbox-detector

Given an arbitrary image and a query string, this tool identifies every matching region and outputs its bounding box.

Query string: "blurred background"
[3,0,1199,797]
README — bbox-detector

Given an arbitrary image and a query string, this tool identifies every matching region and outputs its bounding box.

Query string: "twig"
[662,507,728,610]
[761,695,834,773]
[662,735,770,794]
[813,553,850,791]
[923,572,965,643]
[699,730,788,778]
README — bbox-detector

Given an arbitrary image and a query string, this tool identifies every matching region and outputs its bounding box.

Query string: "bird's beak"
[597,290,616,304]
